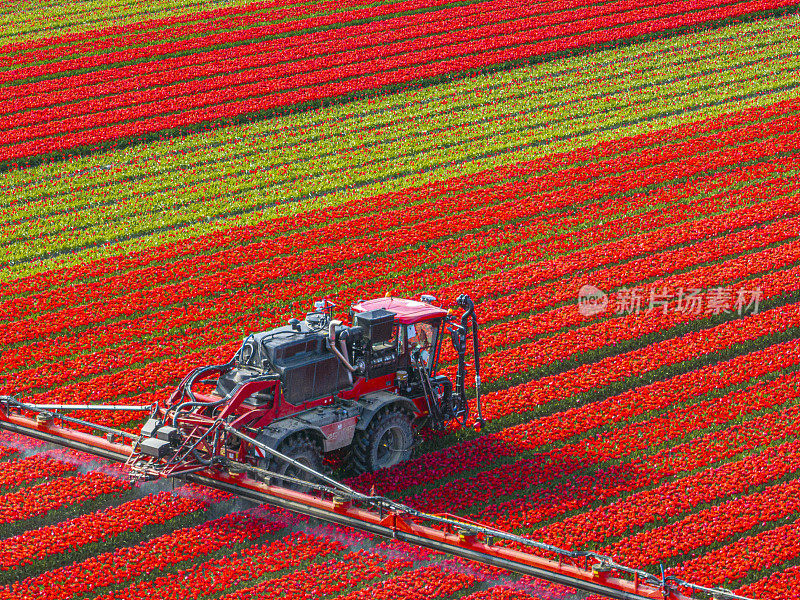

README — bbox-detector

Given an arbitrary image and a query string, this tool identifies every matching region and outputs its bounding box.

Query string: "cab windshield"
[405,320,440,373]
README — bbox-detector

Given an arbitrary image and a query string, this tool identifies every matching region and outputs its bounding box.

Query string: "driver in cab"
[406,322,435,367]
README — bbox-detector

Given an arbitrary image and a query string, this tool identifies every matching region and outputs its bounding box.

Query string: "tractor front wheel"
[352,408,414,474]
[266,434,323,492]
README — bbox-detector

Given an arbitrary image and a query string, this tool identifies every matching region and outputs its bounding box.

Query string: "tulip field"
[2,0,800,598]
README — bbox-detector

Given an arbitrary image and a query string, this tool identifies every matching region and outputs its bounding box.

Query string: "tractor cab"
[350,296,462,428]
[350,296,447,376]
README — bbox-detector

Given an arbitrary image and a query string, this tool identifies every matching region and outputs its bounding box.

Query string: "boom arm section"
[0,396,751,600]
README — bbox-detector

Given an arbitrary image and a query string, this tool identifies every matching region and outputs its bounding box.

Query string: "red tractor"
[128,294,482,486]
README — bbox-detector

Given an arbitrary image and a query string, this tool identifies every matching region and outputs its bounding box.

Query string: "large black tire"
[263,433,323,492]
[351,408,414,474]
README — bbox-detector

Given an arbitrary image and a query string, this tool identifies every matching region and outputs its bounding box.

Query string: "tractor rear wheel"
[352,408,414,474]
[265,434,323,492]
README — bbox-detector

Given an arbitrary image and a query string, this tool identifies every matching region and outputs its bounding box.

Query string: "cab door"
[403,318,443,375]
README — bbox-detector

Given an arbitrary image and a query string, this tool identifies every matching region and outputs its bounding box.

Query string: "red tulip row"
[0,471,129,526]
[446,178,796,319]
[479,386,800,534]
[606,475,800,568]
[0,0,387,55]
[439,556,570,595]
[439,216,800,369]
[352,333,800,497]
[2,0,793,162]
[534,437,800,552]
[2,0,703,131]
[462,587,538,600]
[8,502,429,600]
[441,224,800,366]
[466,205,796,336]
[336,563,478,600]
[217,550,411,600]
[466,577,579,600]
[669,519,800,588]
[11,164,790,399]
[496,335,800,457]
[1,0,492,75]
[0,454,76,490]
[94,531,353,600]
[0,509,289,600]
[0,431,43,454]
[7,93,796,299]
[0,491,204,571]
[302,519,382,549]
[1,0,555,114]
[442,254,799,390]
[738,564,800,599]
[476,298,800,421]
[406,370,800,517]
[381,544,442,565]
[439,554,514,581]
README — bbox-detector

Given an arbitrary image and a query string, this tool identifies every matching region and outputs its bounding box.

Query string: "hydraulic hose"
[456,294,484,428]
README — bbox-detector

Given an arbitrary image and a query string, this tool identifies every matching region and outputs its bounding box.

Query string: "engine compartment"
[215,307,407,408]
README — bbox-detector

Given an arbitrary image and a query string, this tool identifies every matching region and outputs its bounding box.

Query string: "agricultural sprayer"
[0,294,750,600]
